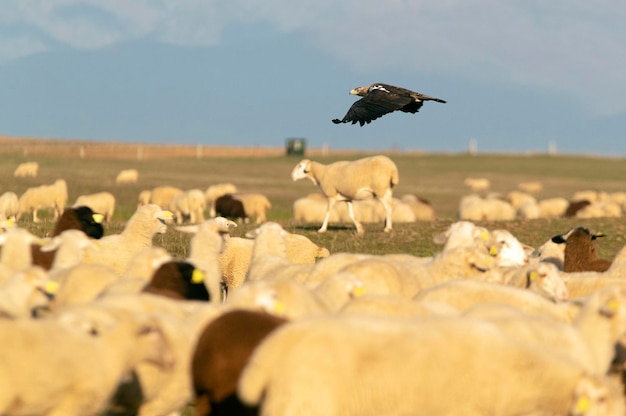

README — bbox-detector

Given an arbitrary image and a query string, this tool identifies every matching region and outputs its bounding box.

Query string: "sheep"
[338,295,460,319]
[537,197,569,218]
[175,217,238,303]
[137,189,152,208]
[0,192,19,219]
[219,228,330,291]
[433,220,489,251]
[0,266,57,318]
[238,315,625,416]
[290,155,399,234]
[399,194,436,221]
[572,189,606,204]
[214,194,247,222]
[17,178,67,222]
[565,199,592,217]
[552,226,612,272]
[233,193,272,224]
[506,190,537,209]
[518,180,543,194]
[0,227,44,284]
[576,201,623,219]
[73,191,116,222]
[142,260,211,301]
[0,308,174,416]
[463,285,626,375]
[463,176,490,192]
[169,188,207,224]
[115,168,139,184]
[458,195,516,221]
[81,204,172,275]
[516,199,541,219]
[292,194,346,224]
[303,252,374,284]
[149,185,183,210]
[413,279,580,322]
[191,309,288,416]
[205,183,238,217]
[13,161,39,178]
[224,277,328,319]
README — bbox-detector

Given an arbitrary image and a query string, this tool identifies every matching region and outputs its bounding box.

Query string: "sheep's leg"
[347,201,364,235]
[319,197,337,233]
[380,191,394,233]
[32,208,40,223]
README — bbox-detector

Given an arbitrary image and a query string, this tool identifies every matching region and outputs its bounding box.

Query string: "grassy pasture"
[2,147,626,260]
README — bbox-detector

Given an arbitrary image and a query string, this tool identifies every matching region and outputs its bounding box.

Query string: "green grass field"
[3,150,626,261]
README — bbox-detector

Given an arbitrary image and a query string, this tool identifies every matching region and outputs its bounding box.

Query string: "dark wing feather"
[399,101,424,114]
[332,90,412,126]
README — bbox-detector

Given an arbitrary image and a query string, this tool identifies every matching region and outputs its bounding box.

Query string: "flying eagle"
[332,83,446,126]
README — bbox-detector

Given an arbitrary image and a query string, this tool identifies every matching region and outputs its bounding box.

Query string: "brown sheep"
[191,309,288,416]
[142,260,211,302]
[552,226,612,272]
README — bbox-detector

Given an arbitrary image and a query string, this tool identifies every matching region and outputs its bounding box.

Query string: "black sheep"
[214,194,247,222]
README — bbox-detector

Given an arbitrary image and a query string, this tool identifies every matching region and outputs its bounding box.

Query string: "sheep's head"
[524,263,569,302]
[291,160,313,182]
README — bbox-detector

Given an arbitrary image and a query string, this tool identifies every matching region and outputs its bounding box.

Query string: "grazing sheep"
[537,197,569,218]
[115,168,139,184]
[192,309,288,416]
[0,308,174,416]
[0,192,19,220]
[17,178,68,222]
[81,204,172,275]
[73,191,116,222]
[143,260,211,301]
[517,181,543,194]
[169,189,207,224]
[233,193,272,224]
[214,194,247,222]
[13,161,39,178]
[149,185,183,210]
[552,226,612,273]
[238,315,625,416]
[291,155,399,234]
[463,177,490,192]
[205,183,238,217]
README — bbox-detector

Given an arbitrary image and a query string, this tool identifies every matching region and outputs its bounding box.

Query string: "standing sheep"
[73,191,116,222]
[233,193,272,224]
[291,155,399,234]
[13,161,39,178]
[17,178,68,223]
[169,189,207,224]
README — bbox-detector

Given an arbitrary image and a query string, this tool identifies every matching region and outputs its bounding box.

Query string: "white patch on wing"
[369,85,390,93]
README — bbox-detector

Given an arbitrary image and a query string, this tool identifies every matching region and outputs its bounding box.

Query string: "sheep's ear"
[591,231,605,240]
[551,234,567,244]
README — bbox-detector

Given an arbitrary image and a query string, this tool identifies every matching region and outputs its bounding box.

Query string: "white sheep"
[458,195,516,221]
[537,197,569,218]
[291,155,399,234]
[73,191,116,222]
[0,308,174,416]
[81,204,172,275]
[506,190,537,209]
[205,183,238,217]
[516,199,541,219]
[17,178,68,222]
[149,185,183,210]
[517,180,543,194]
[175,217,238,303]
[399,194,436,221]
[575,201,623,219]
[115,168,139,184]
[0,266,57,318]
[233,193,272,224]
[0,191,19,219]
[463,176,490,192]
[137,189,152,208]
[238,315,625,416]
[413,279,580,322]
[219,229,330,291]
[13,161,39,178]
[169,188,207,224]
[0,227,44,284]
[338,295,460,319]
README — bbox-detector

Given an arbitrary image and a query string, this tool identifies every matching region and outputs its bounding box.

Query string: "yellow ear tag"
[480,231,489,240]
[353,286,366,297]
[162,211,174,220]
[6,218,15,227]
[191,269,205,284]
[529,271,538,281]
[489,245,498,256]
[274,300,286,316]
[92,213,105,224]
[45,281,59,294]
[575,396,590,413]
[608,299,619,312]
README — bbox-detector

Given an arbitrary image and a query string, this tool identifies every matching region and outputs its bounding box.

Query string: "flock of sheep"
[2,156,626,415]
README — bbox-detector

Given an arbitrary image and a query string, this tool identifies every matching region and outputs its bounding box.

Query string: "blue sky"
[1,1,625,155]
